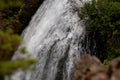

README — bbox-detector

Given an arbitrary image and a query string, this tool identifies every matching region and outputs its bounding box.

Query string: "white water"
[7,0,91,80]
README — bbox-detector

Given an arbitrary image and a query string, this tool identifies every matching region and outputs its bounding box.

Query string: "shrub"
[80,0,120,63]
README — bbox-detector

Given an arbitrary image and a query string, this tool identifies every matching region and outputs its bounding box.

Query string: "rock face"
[73,55,120,80]
[109,57,120,80]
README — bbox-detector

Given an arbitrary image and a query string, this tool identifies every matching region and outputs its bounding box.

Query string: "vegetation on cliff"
[0,0,23,33]
[80,0,120,64]
[0,0,41,79]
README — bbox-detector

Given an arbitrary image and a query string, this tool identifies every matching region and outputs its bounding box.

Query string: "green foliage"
[0,59,37,75]
[0,29,22,60]
[0,1,37,79]
[81,0,120,32]
[0,0,23,10]
[0,0,23,19]
[0,0,43,34]
[0,30,36,79]
[2,15,23,33]
[80,0,120,63]
[0,0,24,34]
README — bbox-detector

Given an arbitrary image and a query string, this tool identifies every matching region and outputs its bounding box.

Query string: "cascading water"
[7,0,93,80]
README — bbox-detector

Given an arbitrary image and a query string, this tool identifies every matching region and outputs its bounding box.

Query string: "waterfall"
[7,0,92,80]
